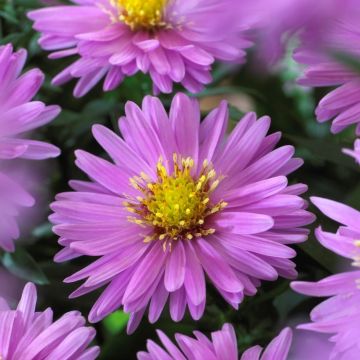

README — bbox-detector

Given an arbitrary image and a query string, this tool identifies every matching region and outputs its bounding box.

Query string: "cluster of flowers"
[1,0,360,358]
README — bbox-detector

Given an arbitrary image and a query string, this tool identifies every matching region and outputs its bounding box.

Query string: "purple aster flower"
[294,1,360,135]
[137,323,293,360]
[0,282,99,359]
[291,197,360,360]
[50,93,314,333]
[254,0,342,66]
[28,0,253,96]
[0,44,60,252]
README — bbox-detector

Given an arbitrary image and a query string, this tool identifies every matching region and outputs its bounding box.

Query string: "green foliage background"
[1,1,359,358]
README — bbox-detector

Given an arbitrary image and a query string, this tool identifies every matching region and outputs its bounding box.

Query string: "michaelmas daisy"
[51,94,314,332]
[28,0,253,96]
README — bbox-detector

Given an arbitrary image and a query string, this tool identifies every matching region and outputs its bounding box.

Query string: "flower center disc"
[125,155,227,248]
[117,0,168,30]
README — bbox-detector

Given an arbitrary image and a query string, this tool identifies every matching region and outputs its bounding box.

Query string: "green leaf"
[0,10,18,25]
[1,248,49,285]
[273,289,306,321]
[32,222,53,238]
[191,86,245,98]
[285,134,359,170]
[229,104,245,120]
[299,235,338,273]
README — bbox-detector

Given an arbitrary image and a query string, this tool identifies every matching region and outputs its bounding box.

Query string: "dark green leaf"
[285,134,359,170]
[1,248,49,285]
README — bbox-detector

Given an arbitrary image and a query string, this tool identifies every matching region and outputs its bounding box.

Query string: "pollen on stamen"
[116,0,169,31]
[125,154,227,248]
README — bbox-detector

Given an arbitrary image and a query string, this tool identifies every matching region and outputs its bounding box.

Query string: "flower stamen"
[125,154,226,247]
[116,0,168,30]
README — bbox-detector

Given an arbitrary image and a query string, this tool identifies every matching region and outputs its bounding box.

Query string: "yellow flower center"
[116,0,168,31]
[125,155,227,249]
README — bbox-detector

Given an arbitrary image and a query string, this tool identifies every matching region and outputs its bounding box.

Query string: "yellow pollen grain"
[117,0,168,30]
[125,154,227,248]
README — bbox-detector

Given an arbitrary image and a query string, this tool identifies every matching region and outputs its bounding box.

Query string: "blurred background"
[1,0,358,358]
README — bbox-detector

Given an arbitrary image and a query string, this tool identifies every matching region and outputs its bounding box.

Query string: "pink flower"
[294,0,360,135]
[254,0,345,65]
[28,0,253,96]
[0,44,60,252]
[137,323,293,360]
[50,94,314,333]
[291,197,360,360]
[0,282,99,359]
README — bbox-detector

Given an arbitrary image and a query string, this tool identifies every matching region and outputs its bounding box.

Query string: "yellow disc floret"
[125,154,227,249]
[117,0,168,30]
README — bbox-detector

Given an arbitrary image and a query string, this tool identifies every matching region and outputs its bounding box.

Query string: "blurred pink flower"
[0,283,99,359]
[294,0,360,135]
[0,267,25,306]
[0,44,60,252]
[289,329,333,360]
[28,0,253,96]
[254,0,350,66]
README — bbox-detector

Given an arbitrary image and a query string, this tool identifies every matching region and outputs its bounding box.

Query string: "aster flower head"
[0,43,60,252]
[137,323,293,360]
[28,0,252,96]
[0,282,99,360]
[51,94,314,333]
[291,197,360,359]
[294,0,360,136]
